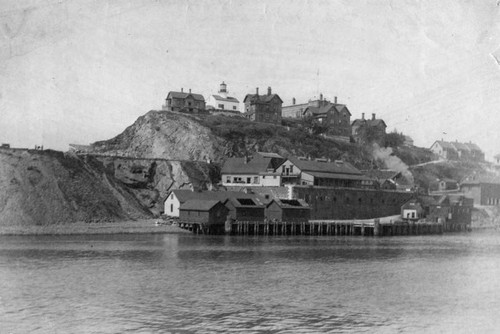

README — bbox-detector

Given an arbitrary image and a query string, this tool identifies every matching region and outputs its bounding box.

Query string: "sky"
[1,0,500,159]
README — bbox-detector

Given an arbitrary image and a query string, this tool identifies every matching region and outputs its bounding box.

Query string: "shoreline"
[0,219,191,236]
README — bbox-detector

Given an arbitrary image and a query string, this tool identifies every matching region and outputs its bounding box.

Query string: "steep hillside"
[90,111,374,168]
[90,111,227,161]
[0,149,151,228]
[94,156,219,215]
[0,149,220,229]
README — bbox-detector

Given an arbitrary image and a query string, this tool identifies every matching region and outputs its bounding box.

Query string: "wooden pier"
[176,217,469,236]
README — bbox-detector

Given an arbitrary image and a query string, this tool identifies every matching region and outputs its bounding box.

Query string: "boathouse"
[224,197,265,221]
[265,199,310,222]
[179,200,228,225]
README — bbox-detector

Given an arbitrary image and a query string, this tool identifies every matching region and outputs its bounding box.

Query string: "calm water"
[1,231,500,333]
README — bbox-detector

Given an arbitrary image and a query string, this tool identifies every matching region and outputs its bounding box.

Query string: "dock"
[177,216,469,236]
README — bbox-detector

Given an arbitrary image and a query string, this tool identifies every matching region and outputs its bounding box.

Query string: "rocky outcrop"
[90,110,227,161]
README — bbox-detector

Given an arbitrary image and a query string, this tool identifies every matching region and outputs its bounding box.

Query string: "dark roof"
[362,169,401,180]
[243,93,283,104]
[464,142,482,152]
[432,140,483,153]
[255,152,283,159]
[221,156,274,174]
[352,118,387,128]
[224,197,265,208]
[287,156,362,176]
[404,196,437,207]
[432,141,456,150]
[180,199,221,211]
[211,95,239,103]
[167,91,205,102]
[168,189,261,203]
[304,103,351,117]
[266,198,309,209]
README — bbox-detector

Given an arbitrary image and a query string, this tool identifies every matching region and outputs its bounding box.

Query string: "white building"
[206,82,240,112]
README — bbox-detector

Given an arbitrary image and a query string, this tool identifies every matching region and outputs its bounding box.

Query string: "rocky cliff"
[0,148,218,229]
[90,111,227,161]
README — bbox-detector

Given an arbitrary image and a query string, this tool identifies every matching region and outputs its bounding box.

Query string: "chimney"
[256,87,259,95]
[362,113,365,120]
[292,97,296,105]
[268,87,272,96]
[181,88,183,93]
[189,88,191,93]
[320,93,323,101]
[334,96,337,104]
[372,113,376,120]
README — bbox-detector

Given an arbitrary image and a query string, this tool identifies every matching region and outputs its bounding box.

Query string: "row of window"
[217,104,238,110]
[302,194,399,205]
[486,198,500,205]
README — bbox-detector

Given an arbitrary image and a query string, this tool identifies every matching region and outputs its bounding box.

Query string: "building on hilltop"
[351,113,387,144]
[243,87,283,124]
[206,82,240,112]
[162,88,206,113]
[282,95,352,138]
[430,140,484,162]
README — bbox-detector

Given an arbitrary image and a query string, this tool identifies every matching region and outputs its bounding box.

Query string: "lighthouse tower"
[218,81,228,99]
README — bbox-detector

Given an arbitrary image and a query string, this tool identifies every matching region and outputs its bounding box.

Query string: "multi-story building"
[243,87,283,124]
[162,88,206,113]
[351,113,387,144]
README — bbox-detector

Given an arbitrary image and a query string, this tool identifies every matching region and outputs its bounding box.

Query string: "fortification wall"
[292,186,414,220]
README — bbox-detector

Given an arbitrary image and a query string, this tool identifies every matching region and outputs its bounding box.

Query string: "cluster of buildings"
[430,140,485,162]
[161,82,389,143]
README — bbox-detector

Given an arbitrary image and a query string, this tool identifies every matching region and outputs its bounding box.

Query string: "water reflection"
[0,231,499,333]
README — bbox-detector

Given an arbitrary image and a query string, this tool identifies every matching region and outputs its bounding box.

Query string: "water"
[1,232,500,333]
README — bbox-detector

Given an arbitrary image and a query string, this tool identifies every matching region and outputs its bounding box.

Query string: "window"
[253,176,259,184]
[170,204,173,212]
[188,102,192,106]
[170,193,174,199]
[233,106,237,110]
[226,176,231,183]
[290,165,293,173]
[218,104,224,109]
[247,177,251,183]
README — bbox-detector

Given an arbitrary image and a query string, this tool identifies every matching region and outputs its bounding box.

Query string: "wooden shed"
[265,199,310,222]
[223,197,265,222]
[179,200,228,225]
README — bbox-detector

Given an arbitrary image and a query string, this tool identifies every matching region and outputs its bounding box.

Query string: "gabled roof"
[464,142,482,152]
[167,189,260,203]
[266,198,309,209]
[287,156,362,176]
[303,103,351,118]
[451,141,470,151]
[351,118,387,128]
[221,156,274,174]
[243,93,283,104]
[334,104,351,116]
[211,95,239,103]
[167,91,205,102]
[431,140,456,150]
[224,197,265,208]
[180,199,222,211]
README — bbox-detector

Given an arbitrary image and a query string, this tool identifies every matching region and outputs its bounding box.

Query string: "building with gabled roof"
[430,140,484,161]
[162,88,206,113]
[351,113,387,144]
[221,153,285,187]
[243,87,283,124]
[179,200,229,225]
[164,189,264,217]
[265,198,310,222]
[460,173,500,205]
[206,82,240,112]
[275,156,372,188]
[223,197,266,222]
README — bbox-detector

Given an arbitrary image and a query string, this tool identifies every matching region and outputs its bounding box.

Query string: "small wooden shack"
[265,199,310,222]
[401,196,437,221]
[179,200,228,225]
[223,197,265,222]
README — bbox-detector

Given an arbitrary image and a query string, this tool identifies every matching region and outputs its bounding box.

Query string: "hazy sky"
[1,0,499,159]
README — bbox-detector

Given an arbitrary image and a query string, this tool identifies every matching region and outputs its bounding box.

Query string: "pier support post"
[374,219,380,237]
